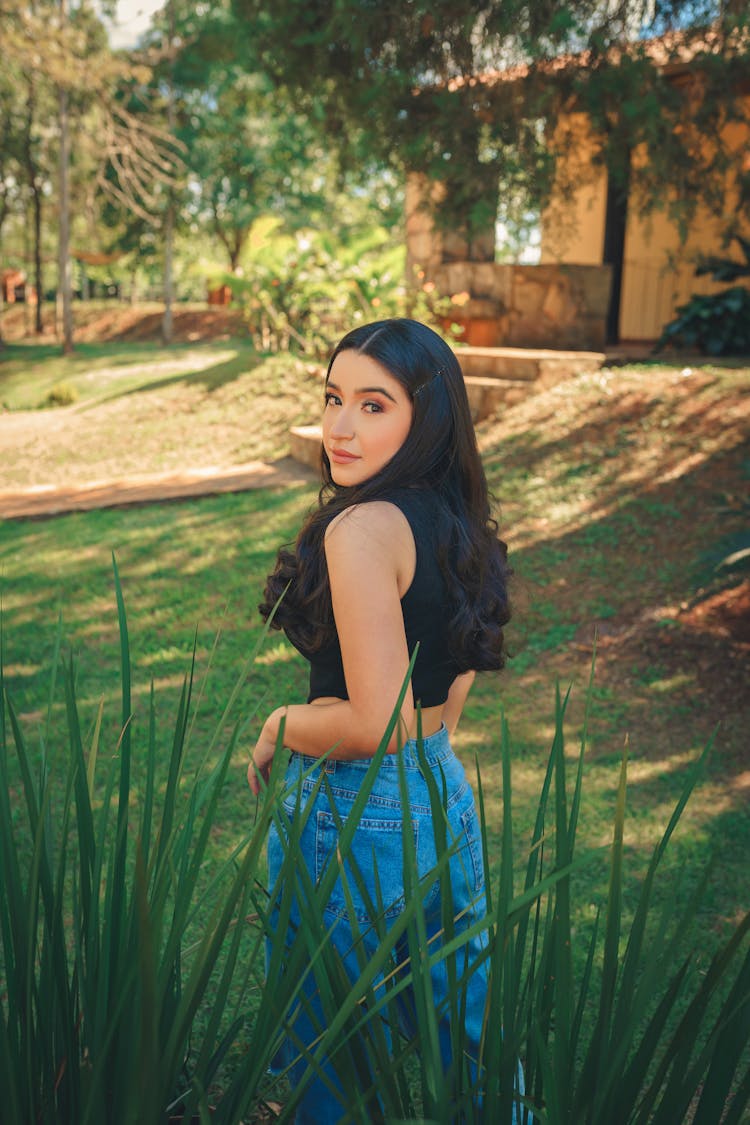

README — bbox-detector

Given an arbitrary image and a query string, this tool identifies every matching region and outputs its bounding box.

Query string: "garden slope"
[473,360,749,887]
[2,308,749,864]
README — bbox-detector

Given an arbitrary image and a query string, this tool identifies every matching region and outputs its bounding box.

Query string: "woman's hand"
[248,707,286,796]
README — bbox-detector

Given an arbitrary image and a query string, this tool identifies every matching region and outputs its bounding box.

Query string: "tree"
[0,49,25,347]
[57,0,74,353]
[1,0,182,352]
[24,63,53,336]
[147,1,393,278]
[231,0,750,255]
[177,72,339,273]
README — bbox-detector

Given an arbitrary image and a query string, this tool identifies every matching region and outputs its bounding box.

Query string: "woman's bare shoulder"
[324,499,412,544]
[324,501,416,591]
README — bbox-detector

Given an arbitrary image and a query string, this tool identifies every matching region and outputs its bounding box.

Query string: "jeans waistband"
[290,723,453,775]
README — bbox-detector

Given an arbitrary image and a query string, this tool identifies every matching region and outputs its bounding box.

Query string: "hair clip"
[414,368,444,397]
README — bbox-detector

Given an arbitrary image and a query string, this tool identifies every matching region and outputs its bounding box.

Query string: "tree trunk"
[162,198,174,344]
[161,0,176,345]
[0,201,6,346]
[57,1,74,356]
[31,180,44,335]
[24,76,45,335]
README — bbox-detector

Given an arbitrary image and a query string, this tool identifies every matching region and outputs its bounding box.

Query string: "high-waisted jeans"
[266,725,523,1124]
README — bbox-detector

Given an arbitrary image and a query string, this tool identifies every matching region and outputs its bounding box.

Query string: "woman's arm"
[442,670,475,735]
[249,502,416,794]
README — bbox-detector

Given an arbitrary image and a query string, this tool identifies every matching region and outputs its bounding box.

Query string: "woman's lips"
[329,448,360,464]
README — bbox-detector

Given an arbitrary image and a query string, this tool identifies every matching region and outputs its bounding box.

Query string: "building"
[407,29,750,348]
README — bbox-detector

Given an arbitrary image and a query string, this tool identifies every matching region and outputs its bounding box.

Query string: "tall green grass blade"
[397,743,442,1119]
[86,696,104,795]
[63,656,96,934]
[551,682,574,1118]
[647,910,750,1125]
[139,682,157,869]
[718,1060,750,1125]
[109,553,133,1054]
[2,573,748,1125]
[691,940,750,1123]
[587,746,628,1117]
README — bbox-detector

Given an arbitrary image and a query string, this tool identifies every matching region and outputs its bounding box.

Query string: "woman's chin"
[331,464,364,486]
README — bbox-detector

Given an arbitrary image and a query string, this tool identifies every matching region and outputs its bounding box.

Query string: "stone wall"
[406,173,613,350]
[431,260,613,351]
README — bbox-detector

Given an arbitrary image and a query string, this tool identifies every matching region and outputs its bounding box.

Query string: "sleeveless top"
[304,487,462,707]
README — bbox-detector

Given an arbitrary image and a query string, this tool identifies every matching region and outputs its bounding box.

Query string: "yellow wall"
[540,104,750,341]
[540,113,608,265]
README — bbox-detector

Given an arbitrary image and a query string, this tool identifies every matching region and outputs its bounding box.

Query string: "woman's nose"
[329,406,355,439]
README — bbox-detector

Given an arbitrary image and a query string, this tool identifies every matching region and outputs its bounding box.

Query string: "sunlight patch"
[79,349,237,385]
[647,672,693,693]
[255,641,296,665]
[3,662,41,679]
[626,749,701,783]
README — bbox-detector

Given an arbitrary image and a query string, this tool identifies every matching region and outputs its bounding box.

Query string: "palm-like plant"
[2,577,748,1123]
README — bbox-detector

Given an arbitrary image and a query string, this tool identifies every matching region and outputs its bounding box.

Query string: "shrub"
[45,382,79,407]
[0,565,304,1125]
[215,216,449,357]
[656,235,750,356]
[257,686,750,1123]
[2,576,748,1123]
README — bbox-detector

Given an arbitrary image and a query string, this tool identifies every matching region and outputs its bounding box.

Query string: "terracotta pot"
[207,285,232,306]
[440,315,500,347]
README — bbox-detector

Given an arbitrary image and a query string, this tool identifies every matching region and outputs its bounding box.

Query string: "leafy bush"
[2,576,749,1123]
[0,565,303,1125]
[657,235,750,356]
[213,216,448,357]
[257,686,750,1123]
[45,382,79,407]
[656,286,750,356]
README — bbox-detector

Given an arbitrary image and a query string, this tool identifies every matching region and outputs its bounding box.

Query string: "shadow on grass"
[0,340,261,414]
[94,344,265,402]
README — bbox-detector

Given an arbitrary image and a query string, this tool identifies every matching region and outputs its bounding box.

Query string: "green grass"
[0,339,323,488]
[0,341,191,409]
[1,342,748,1092]
[0,487,314,772]
[1,481,744,970]
[0,338,321,414]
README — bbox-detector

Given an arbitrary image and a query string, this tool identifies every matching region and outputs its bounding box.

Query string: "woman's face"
[322,350,413,487]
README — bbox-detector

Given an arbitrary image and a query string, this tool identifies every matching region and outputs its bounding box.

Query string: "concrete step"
[289,424,322,470]
[463,375,529,421]
[289,375,523,471]
[455,345,605,384]
[289,346,607,468]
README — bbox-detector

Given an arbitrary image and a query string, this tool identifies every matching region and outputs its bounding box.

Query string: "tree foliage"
[656,234,750,354]
[231,0,750,244]
[0,0,183,346]
[107,0,401,287]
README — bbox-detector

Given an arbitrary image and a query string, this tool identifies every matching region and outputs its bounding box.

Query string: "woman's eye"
[324,392,341,407]
[363,400,384,414]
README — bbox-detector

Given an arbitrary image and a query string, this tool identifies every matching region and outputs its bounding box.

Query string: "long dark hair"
[260,318,511,670]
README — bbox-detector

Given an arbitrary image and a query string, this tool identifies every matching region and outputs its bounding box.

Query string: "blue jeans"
[265,726,524,1124]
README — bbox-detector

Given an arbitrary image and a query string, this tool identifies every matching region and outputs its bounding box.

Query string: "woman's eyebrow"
[326,380,398,403]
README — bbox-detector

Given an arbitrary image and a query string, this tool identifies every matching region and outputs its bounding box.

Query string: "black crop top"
[304,487,462,707]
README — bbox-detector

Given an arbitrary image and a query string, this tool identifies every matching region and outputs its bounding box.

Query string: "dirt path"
[0,457,316,520]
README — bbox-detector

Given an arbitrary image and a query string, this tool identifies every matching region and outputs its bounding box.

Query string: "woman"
[249,318,514,1123]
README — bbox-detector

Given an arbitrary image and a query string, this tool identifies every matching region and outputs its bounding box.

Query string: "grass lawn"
[1,331,749,1070]
[0,338,323,487]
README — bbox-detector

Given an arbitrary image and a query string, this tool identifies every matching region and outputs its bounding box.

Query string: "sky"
[100,0,164,49]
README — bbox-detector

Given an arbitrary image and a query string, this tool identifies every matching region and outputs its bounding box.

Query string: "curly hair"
[259,318,511,671]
